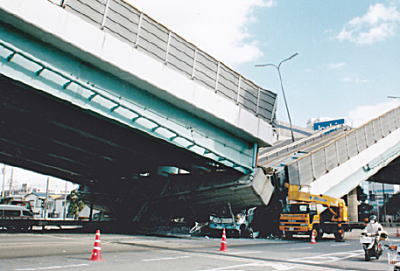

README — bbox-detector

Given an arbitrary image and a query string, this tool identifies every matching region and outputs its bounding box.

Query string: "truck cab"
[279,184,348,241]
[279,202,320,238]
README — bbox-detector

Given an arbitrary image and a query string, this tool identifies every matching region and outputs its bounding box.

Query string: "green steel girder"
[0,24,257,174]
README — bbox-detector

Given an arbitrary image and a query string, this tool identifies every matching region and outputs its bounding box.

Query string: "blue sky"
[247,0,400,126]
[131,0,400,127]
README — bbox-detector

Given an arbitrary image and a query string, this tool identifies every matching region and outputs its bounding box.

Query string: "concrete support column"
[347,188,359,222]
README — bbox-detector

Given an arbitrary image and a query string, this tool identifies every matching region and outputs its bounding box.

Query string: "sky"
[2,0,400,190]
[128,0,400,127]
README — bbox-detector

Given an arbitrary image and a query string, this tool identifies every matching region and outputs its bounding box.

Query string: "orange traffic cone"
[396,228,400,238]
[310,229,317,244]
[219,228,228,252]
[90,229,102,261]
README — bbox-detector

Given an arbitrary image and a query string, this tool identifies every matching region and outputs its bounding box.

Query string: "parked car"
[207,207,256,238]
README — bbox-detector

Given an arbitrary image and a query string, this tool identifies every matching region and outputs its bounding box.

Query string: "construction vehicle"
[279,184,362,241]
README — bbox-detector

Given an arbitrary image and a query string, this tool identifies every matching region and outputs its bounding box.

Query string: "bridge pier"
[347,188,359,222]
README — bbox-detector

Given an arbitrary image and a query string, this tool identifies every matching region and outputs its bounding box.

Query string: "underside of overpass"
[0,74,251,221]
[0,0,279,226]
[369,156,400,185]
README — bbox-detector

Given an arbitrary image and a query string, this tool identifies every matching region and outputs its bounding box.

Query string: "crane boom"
[287,185,346,208]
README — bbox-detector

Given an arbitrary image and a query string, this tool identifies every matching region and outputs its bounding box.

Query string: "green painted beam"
[0,24,257,174]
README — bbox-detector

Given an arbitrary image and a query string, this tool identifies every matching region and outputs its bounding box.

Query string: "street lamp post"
[255,53,298,142]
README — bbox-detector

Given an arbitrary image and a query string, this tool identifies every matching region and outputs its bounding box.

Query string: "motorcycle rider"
[361,215,386,261]
[365,215,384,235]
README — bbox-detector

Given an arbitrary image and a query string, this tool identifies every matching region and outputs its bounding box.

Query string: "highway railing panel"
[57,0,277,123]
[336,137,348,164]
[356,127,367,152]
[104,0,139,44]
[324,143,338,171]
[258,125,343,165]
[312,148,326,180]
[64,0,106,26]
[287,106,400,185]
[364,122,375,148]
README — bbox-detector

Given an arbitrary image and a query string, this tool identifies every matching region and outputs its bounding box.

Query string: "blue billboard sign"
[313,118,345,131]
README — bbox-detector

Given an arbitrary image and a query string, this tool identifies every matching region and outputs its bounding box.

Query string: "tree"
[356,186,373,222]
[384,192,400,221]
[67,190,85,219]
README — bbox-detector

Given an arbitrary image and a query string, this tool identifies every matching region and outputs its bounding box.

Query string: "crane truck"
[279,184,364,241]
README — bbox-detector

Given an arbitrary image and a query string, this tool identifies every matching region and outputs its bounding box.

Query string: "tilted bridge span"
[1,0,399,228]
[0,0,276,223]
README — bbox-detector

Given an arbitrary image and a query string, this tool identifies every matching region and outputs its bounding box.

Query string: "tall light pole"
[255,53,298,142]
[1,165,5,199]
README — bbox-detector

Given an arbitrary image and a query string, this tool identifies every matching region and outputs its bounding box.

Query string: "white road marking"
[194,262,272,271]
[227,250,262,255]
[194,260,344,271]
[142,255,190,262]
[44,235,84,240]
[0,241,88,248]
[289,246,311,250]
[15,264,89,271]
[289,249,363,264]
[44,234,111,244]
[330,243,350,247]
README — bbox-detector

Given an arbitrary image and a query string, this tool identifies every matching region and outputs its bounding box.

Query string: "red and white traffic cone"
[219,228,228,252]
[396,228,400,238]
[310,229,317,244]
[90,229,102,261]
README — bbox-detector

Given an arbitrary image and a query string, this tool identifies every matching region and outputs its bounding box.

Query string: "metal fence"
[286,106,400,185]
[258,125,343,164]
[58,0,277,123]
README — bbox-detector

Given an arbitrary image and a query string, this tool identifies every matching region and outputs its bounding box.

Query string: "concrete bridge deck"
[0,0,277,221]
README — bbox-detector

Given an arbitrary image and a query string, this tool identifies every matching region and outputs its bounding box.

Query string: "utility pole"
[8,167,14,196]
[63,182,68,219]
[255,53,298,142]
[1,165,6,199]
[43,177,50,219]
[382,182,386,223]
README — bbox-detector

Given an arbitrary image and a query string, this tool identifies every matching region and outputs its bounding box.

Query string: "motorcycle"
[360,232,383,261]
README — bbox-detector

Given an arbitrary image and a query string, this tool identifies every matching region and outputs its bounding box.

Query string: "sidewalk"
[346,227,400,239]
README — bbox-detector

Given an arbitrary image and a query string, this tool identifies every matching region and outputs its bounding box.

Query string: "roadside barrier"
[219,228,228,252]
[90,229,102,261]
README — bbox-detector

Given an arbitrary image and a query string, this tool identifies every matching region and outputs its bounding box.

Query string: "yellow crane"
[279,184,352,241]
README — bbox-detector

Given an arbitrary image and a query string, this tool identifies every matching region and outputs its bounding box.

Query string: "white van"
[0,204,34,231]
[0,204,33,218]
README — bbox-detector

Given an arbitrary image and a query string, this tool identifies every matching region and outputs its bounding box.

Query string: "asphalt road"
[0,230,398,271]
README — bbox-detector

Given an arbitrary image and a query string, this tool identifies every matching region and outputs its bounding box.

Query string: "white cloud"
[328,62,347,69]
[340,76,370,84]
[346,100,400,127]
[126,0,274,67]
[337,3,400,44]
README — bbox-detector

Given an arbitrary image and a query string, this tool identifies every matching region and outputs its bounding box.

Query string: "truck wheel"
[284,232,293,239]
[334,231,345,242]
[312,227,323,241]
[244,227,254,238]
[316,228,324,240]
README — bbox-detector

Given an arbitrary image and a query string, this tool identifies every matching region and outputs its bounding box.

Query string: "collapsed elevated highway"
[1,0,400,229]
[258,106,400,222]
[0,0,276,224]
